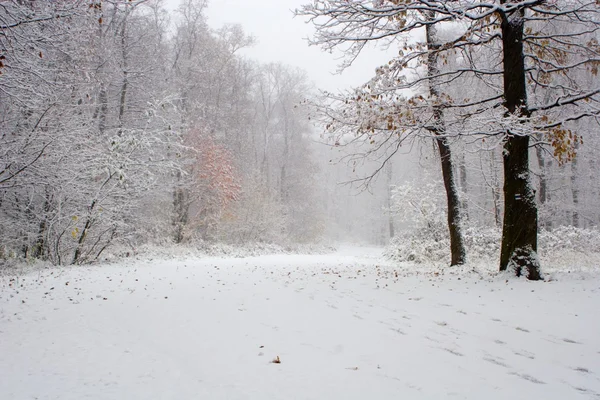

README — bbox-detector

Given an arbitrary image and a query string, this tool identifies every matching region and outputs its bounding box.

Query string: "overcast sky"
[164,0,392,92]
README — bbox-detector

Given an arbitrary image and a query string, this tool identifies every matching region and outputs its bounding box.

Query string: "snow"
[1,247,599,399]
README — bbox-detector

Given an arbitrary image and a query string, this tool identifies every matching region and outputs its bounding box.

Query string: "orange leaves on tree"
[185,130,241,232]
[196,138,240,207]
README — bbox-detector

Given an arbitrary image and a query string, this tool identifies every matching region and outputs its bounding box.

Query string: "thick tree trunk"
[499,4,541,280]
[426,16,466,266]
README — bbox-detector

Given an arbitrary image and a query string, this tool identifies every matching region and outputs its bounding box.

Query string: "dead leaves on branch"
[547,127,582,165]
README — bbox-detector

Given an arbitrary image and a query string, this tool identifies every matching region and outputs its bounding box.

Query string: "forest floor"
[1,247,599,399]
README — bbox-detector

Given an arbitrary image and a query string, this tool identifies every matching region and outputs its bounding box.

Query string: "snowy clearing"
[1,248,599,400]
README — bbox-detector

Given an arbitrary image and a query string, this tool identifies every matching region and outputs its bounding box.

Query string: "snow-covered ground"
[1,247,599,399]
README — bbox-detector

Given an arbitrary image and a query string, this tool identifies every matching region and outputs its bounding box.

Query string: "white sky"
[163,0,393,92]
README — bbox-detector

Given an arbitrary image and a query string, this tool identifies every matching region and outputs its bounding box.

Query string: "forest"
[2,1,600,399]
[1,0,334,265]
[1,0,599,279]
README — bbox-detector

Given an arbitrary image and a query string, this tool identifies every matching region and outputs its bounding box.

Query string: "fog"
[1,0,599,267]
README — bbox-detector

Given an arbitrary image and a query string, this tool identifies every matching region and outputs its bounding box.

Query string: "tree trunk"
[535,144,549,229]
[280,102,289,201]
[32,196,50,259]
[499,4,541,280]
[73,200,95,265]
[426,15,466,266]
[385,161,395,240]
[118,8,129,133]
[490,151,502,227]
[535,145,547,204]
[98,84,108,134]
[437,137,466,265]
[172,177,189,244]
[94,5,108,135]
[571,141,579,227]
[459,152,469,221]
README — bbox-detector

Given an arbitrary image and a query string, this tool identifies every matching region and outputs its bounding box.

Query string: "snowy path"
[1,248,599,399]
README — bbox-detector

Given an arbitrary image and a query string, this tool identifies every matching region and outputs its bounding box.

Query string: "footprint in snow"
[441,347,464,357]
[515,327,530,333]
[573,367,591,373]
[424,335,440,343]
[389,327,406,335]
[508,371,545,384]
[483,356,510,368]
[513,350,536,360]
[571,386,600,397]
[563,337,580,344]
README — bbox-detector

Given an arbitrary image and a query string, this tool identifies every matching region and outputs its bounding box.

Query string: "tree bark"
[172,171,189,244]
[118,7,129,132]
[385,161,395,240]
[459,153,469,221]
[490,151,502,227]
[437,136,466,265]
[499,4,541,280]
[535,145,547,205]
[571,141,579,227]
[32,195,50,259]
[73,200,95,265]
[426,16,466,266]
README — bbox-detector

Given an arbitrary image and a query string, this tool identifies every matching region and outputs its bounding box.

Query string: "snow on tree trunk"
[426,16,466,266]
[499,4,541,280]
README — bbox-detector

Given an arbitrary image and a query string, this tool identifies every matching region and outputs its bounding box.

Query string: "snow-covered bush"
[390,178,447,238]
[539,226,600,253]
[385,225,600,266]
[462,227,501,260]
[386,177,452,263]
[385,226,501,265]
[385,232,449,264]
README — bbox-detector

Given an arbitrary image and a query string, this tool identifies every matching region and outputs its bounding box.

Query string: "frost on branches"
[0,0,324,265]
[298,0,600,279]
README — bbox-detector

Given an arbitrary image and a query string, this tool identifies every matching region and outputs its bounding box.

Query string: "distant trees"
[0,0,324,264]
[3,0,598,268]
[298,0,600,279]
[0,0,182,263]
